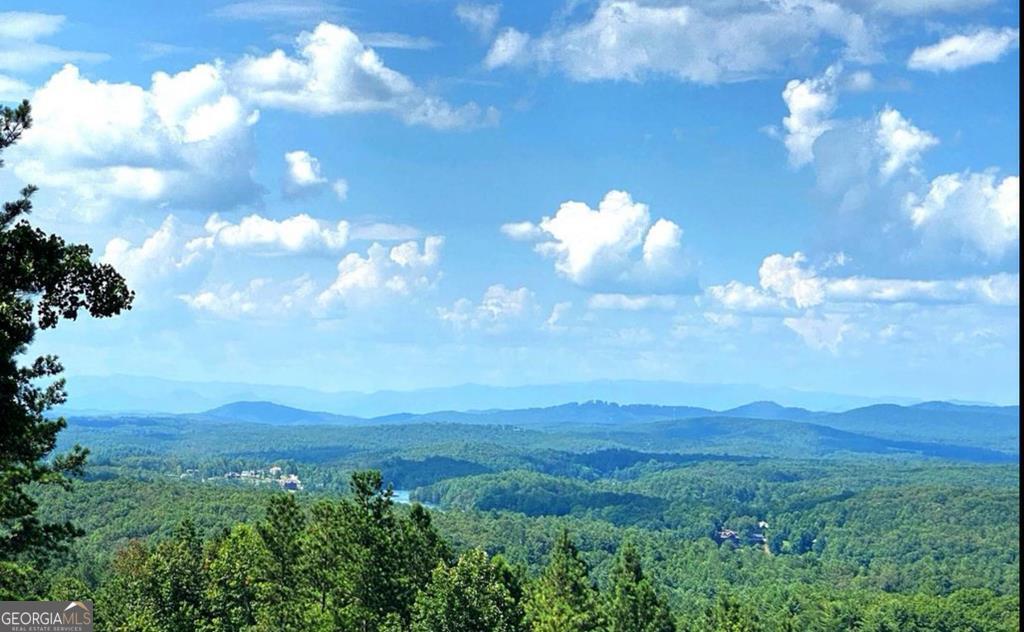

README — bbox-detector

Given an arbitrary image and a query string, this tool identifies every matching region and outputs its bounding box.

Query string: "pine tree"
[525,530,602,632]
[603,542,676,632]
[1,99,133,598]
[256,494,309,630]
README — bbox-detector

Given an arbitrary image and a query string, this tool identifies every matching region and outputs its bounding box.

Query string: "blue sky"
[0,0,1019,403]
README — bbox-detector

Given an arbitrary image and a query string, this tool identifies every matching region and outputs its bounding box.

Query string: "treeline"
[39,471,676,631]
[24,470,1017,631]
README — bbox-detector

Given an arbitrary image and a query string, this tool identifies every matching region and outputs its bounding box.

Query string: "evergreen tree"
[411,548,526,632]
[0,99,133,597]
[525,530,602,632]
[603,542,675,632]
[256,494,309,630]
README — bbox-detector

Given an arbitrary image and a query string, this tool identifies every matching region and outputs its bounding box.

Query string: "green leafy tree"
[96,540,162,632]
[411,548,526,632]
[146,520,210,632]
[0,99,133,598]
[205,523,267,632]
[525,530,602,632]
[602,542,675,632]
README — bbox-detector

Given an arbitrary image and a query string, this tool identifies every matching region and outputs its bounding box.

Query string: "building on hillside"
[269,465,283,476]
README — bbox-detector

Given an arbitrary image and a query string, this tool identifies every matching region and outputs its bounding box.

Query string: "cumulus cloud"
[438,284,535,331]
[179,276,317,319]
[14,63,261,219]
[780,67,938,176]
[500,221,544,240]
[909,27,1020,72]
[101,215,201,286]
[284,150,327,188]
[905,171,1019,259]
[759,252,827,308]
[455,3,501,39]
[482,0,876,83]
[705,280,789,313]
[782,65,840,166]
[505,190,693,293]
[0,11,107,72]
[231,22,496,129]
[875,107,939,178]
[188,213,350,254]
[708,251,1020,312]
[826,273,1019,305]
[783,313,851,352]
[773,73,1014,271]
[317,236,444,309]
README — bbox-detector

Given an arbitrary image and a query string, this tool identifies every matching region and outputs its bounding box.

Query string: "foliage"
[1,100,133,599]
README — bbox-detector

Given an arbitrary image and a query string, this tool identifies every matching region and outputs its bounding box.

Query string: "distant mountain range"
[64,397,1020,462]
[163,398,1017,455]
[61,374,939,417]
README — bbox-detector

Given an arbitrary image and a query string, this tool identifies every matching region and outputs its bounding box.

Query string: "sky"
[0,0,1019,403]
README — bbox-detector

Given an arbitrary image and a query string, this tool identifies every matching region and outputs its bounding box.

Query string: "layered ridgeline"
[70,398,1020,455]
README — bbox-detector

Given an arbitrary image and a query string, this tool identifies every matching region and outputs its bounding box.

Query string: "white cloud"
[711,251,1020,311]
[0,11,107,72]
[784,313,851,352]
[588,293,679,311]
[705,280,788,313]
[483,0,876,84]
[14,63,260,219]
[101,216,200,286]
[485,28,531,69]
[908,27,1020,72]
[284,150,327,188]
[875,107,938,178]
[360,33,437,50]
[317,236,444,308]
[825,273,1019,306]
[500,221,544,241]
[780,68,937,176]
[455,3,501,39]
[905,171,1019,259]
[438,284,535,331]
[188,213,350,254]
[507,190,693,293]
[283,149,348,199]
[231,22,496,129]
[179,276,317,319]
[759,252,826,308]
[782,65,840,167]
